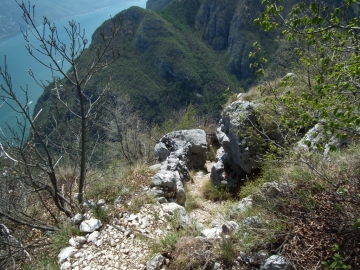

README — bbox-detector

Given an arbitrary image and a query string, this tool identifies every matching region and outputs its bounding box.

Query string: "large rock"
[150,158,188,205]
[211,100,264,187]
[152,129,207,205]
[161,202,188,226]
[154,129,207,169]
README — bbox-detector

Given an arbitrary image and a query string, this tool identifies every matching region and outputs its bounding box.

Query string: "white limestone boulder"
[79,218,102,233]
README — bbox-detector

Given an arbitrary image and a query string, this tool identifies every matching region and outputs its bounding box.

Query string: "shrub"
[202,180,234,201]
[218,237,237,264]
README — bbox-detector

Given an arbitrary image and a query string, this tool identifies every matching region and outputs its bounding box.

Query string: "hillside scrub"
[253,0,360,149]
[240,1,360,265]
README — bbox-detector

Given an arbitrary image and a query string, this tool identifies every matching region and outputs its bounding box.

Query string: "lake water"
[0,0,147,131]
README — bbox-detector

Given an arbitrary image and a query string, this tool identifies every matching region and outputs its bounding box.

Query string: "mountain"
[0,0,122,40]
[146,0,173,10]
[34,0,292,124]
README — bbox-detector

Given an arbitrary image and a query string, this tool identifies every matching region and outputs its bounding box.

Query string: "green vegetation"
[35,0,286,129]
[202,180,235,201]
[218,237,237,264]
[253,0,360,150]
[3,0,360,269]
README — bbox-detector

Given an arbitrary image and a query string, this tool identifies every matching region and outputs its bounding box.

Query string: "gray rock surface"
[71,213,83,225]
[87,231,101,243]
[154,129,207,169]
[260,182,295,199]
[79,218,102,233]
[261,255,291,270]
[161,202,188,226]
[242,216,261,227]
[201,221,239,239]
[297,123,348,155]
[211,100,263,187]
[152,129,207,205]
[146,253,165,270]
[60,261,71,270]
[58,247,77,263]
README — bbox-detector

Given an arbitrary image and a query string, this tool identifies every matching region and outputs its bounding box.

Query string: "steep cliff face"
[195,0,237,51]
[227,0,274,80]
[155,0,278,80]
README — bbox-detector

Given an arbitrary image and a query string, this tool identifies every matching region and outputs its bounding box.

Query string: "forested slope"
[34,0,288,124]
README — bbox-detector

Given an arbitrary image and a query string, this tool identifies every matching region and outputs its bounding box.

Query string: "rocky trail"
[58,161,221,270]
[57,126,291,270]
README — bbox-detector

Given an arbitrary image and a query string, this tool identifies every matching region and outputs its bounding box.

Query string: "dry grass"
[169,237,215,270]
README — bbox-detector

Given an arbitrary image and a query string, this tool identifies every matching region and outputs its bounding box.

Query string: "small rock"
[58,247,77,264]
[114,196,124,206]
[71,213,83,225]
[68,237,77,247]
[213,262,221,269]
[201,227,222,239]
[236,196,253,213]
[97,199,106,206]
[161,203,188,226]
[80,218,102,233]
[261,255,291,270]
[83,199,95,209]
[242,216,261,227]
[149,163,162,171]
[96,239,103,246]
[60,261,71,270]
[140,218,149,229]
[156,197,167,203]
[147,253,165,270]
[110,239,116,247]
[83,213,91,220]
[74,236,87,245]
[87,231,100,244]
[128,214,138,221]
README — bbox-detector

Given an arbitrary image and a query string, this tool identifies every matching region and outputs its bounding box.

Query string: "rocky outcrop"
[151,129,207,205]
[196,0,238,51]
[154,129,208,169]
[211,100,264,187]
[296,123,348,155]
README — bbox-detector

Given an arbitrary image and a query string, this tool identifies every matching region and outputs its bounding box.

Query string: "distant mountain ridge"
[34,0,296,126]
[0,0,122,40]
[146,0,172,11]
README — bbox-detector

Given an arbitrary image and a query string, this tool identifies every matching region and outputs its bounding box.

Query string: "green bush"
[202,180,234,201]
